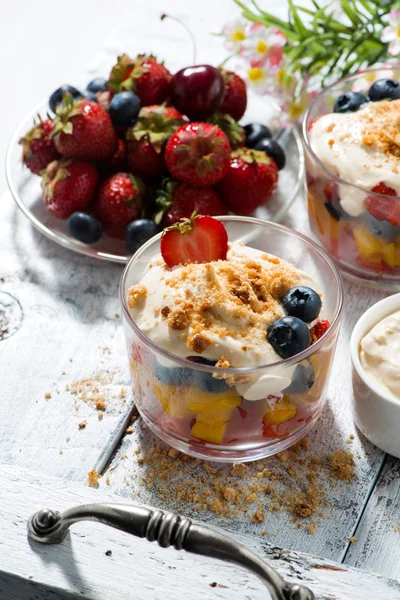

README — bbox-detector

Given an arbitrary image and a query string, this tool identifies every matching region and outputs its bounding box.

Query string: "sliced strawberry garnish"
[310,320,330,341]
[160,214,228,268]
[365,183,400,226]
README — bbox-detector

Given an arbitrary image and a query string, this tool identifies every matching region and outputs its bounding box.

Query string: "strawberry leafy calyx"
[162,210,199,236]
[41,159,71,200]
[154,179,177,225]
[50,94,84,141]
[126,105,185,153]
[231,148,272,166]
[19,115,48,159]
[174,124,229,180]
[127,174,145,208]
[107,53,136,92]
[207,113,245,149]
[108,53,158,93]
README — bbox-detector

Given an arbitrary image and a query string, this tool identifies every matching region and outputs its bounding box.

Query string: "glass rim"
[119,216,344,374]
[301,67,400,201]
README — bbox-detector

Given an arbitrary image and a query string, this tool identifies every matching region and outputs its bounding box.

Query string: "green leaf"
[341,0,363,25]
[288,0,309,38]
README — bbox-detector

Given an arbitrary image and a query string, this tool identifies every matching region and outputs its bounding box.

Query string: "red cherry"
[170,65,224,120]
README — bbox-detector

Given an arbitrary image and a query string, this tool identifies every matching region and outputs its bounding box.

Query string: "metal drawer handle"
[28,503,314,600]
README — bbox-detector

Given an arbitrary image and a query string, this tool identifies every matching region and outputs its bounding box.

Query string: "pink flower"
[241,24,285,68]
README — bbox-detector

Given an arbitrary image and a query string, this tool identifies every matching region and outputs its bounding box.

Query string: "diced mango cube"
[353,225,384,259]
[191,421,227,444]
[187,389,241,413]
[154,383,191,418]
[263,396,297,426]
[191,407,235,444]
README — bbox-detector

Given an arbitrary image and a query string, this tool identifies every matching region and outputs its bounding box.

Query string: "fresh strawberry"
[52,97,116,160]
[310,320,330,342]
[95,172,145,238]
[97,139,128,177]
[165,123,231,187]
[125,105,186,177]
[156,179,227,227]
[160,214,228,267]
[219,69,247,121]
[108,54,171,106]
[217,149,278,215]
[365,182,400,226]
[41,159,98,219]
[19,118,60,175]
[207,113,245,149]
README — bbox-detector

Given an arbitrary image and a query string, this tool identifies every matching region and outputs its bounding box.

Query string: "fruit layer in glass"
[120,217,343,462]
[303,68,400,289]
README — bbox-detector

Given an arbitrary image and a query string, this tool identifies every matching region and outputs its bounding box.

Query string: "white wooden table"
[1,1,400,598]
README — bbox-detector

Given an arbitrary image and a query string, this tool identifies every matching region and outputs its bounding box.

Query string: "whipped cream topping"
[360,310,400,401]
[309,100,400,216]
[128,242,322,400]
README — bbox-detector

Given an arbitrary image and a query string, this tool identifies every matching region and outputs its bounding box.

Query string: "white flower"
[241,24,285,67]
[382,9,400,56]
[221,17,248,51]
[245,65,273,95]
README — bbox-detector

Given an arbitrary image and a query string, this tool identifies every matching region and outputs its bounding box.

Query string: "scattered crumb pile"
[64,370,128,424]
[118,432,355,532]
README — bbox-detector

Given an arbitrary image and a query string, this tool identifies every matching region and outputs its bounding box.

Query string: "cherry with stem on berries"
[161,13,224,121]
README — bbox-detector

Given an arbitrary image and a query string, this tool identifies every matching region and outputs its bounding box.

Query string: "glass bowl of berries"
[303,67,400,289]
[7,47,304,263]
[120,215,343,462]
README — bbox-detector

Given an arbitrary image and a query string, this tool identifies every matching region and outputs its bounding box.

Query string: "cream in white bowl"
[351,293,400,457]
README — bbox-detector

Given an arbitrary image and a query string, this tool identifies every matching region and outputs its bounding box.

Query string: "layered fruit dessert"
[125,215,333,451]
[305,76,400,278]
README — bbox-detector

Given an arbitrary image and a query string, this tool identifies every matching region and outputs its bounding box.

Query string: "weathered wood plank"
[0,195,133,479]
[1,464,399,600]
[344,455,400,580]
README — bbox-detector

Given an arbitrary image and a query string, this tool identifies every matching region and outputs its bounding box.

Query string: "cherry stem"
[218,50,240,69]
[161,13,197,64]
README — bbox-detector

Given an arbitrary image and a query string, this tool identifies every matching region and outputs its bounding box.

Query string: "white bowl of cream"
[350,293,400,457]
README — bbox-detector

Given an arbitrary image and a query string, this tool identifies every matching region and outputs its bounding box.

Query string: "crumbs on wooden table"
[111,430,355,532]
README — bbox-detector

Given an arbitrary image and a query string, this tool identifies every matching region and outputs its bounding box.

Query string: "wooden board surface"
[2,464,400,600]
[0,196,133,479]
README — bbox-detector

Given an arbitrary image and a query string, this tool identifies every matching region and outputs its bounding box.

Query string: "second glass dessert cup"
[120,217,343,462]
[302,67,400,289]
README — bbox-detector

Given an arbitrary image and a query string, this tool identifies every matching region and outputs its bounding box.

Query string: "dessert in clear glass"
[303,67,400,289]
[120,216,343,462]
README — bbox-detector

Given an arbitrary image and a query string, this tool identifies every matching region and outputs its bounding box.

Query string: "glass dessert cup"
[302,67,400,290]
[120,217,343,462]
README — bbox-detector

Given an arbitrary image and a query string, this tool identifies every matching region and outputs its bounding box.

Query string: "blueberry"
[368,79,400,102]
[244,123,272,148]
[268,316,311,359]
[363,212,399,240]
[154,361,193,386]
[86,92,98,103]
[282,286,322,323]
[333,91,368,113]
[126,219,159,254]
[87,77,107,93]
[283,361,314,395]
[254,138,286,170]
[188,357,229,393]
[108,91,141,127]
[49,85,82,113]
[324,202,355,222]
[67,212,102,244]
